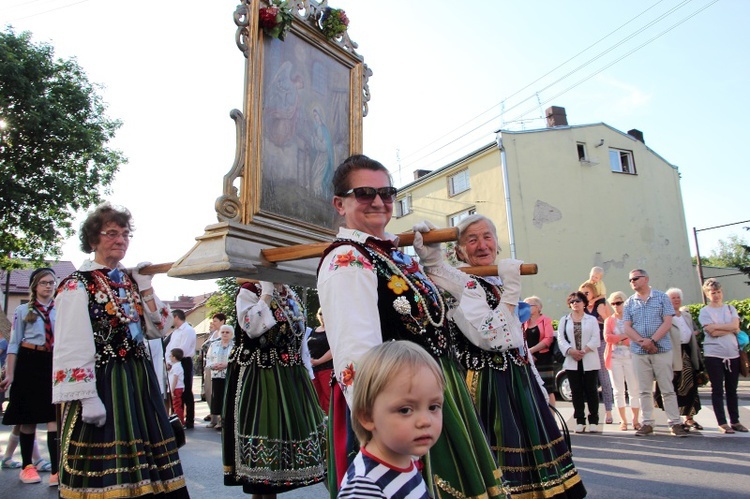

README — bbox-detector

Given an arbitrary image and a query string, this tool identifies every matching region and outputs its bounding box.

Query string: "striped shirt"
[338,448,428,499]
[623,289,675,355]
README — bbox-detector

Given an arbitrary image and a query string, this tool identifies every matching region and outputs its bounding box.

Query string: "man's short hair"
[629,269,648,277]
[170,348,184,361]
[172,309,186,321]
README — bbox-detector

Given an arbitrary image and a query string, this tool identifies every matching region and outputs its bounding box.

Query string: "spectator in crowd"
[603,291,640,431]
[523,295,557,406]
[318,155,504,498]
[223,281,326,496]
[698,278,747,434]
[582,266,607,302]
[169,309,197,429]
[53,202,189,497]
[623,269,687,437]
[580,281,614,425]
[0,268,59,486]
[169,348,186,425]
[339,341,443,498]
[657,288,702,431]
[557,291,601,434]
[206,324,233,430]
[308,308,333,413]
[202,313,226,422]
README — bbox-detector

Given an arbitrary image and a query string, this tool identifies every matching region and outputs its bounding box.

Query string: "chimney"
[413,169,432,180]
[545,106,568,127]
[627,129,645,144]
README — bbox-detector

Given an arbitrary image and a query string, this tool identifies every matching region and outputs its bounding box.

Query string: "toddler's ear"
[358,412,375,432]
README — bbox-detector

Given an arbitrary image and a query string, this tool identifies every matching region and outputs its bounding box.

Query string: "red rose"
[55,370,66,383]
[259,7,279,29]
[119,348,127,357]
[339,11,349,26]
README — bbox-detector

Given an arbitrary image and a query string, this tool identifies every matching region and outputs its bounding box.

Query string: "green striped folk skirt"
[222,361,327,494]
[58,357,189,499]
[467,361,587,498]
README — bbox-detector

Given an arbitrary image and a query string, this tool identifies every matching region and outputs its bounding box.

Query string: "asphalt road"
[3,380,749,498]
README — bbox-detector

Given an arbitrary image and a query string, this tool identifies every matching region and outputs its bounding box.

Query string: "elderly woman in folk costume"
[414,214,587,498]
[53,203,189,498]
[222,280,326,498]
[318,154,505,498]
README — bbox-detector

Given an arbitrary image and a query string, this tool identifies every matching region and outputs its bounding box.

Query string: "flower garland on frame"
[258,0,294,41]
[320,7,349,40]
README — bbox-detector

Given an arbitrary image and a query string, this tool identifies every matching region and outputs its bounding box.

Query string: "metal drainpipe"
[496,133,516,259]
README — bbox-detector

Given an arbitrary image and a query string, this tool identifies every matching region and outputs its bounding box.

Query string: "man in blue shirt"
[623,269,687,437]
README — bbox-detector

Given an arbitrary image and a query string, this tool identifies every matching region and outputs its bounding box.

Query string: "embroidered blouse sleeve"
[236,284,276,339]
[142,295,173,339]
[52,278,98,403]
[446,277,524,351]
[318,244,382,408]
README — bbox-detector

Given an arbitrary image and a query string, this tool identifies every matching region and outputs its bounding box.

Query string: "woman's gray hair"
[607,291,628,304]
[665,287,683,300]
[455,214,499,263]
[524,296,543,310]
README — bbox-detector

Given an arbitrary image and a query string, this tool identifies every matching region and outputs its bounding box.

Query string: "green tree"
[206,277,239,324]
[0,28,126,268]
[708,234,749,268]
[739,227,750,286]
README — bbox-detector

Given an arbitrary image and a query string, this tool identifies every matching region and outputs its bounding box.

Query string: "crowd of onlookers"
[522,266,747,437]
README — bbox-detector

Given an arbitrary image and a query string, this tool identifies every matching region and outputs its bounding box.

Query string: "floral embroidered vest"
[229,283,303,368]
[448,277,528,371]
[322,238,449,358]
[62,270,148,369]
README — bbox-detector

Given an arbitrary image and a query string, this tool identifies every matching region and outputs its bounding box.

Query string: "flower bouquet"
[320,7,349,39]
[259,0,294,41]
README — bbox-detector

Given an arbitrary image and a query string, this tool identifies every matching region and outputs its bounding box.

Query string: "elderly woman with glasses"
[52,203,189,498]
[0,268,59,486]
[603,291,641,431]
[318,155,504,498]
[558,291,601,434]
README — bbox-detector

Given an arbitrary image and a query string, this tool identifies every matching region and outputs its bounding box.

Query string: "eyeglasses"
[100,230,133,240]
[568,299,582,304]
[629,276,645,282]
[339,186,397,203]
[38,280,56,287]
[610,301,624,306]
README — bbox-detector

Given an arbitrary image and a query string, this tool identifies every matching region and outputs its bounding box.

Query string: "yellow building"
[388,106,697,318]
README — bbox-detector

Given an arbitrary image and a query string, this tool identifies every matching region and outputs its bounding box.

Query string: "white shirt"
[169,322,197,360]
[672,314,693,344]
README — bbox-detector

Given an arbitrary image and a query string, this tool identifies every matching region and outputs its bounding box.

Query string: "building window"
[448,169,470,196]
[609,148,636,174]
[395,195,412,218]
[577,142,587,161]
[448,207,476,227]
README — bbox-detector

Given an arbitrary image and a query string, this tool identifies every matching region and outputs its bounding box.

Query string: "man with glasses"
[622,269,687,437]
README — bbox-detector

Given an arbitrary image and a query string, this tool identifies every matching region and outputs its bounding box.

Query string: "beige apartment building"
[387,106,698,318]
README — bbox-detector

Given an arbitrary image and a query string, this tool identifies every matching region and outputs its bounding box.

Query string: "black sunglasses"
[568,299,582,304]
[339,186,397,203]
[610,301,624,306]
[629,276,645,282]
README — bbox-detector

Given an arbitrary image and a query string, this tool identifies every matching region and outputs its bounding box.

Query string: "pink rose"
[259,7,279,29]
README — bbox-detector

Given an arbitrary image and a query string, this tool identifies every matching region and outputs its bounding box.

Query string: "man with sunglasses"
[622,269,687,437]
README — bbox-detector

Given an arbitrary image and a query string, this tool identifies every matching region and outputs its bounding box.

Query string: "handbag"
[740,349,750,378]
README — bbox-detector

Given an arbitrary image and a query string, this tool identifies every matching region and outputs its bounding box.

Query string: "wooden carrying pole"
[139,227,538,276]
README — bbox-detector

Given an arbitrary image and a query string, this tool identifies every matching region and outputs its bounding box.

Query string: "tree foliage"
[0,28,126,268]
[206,277,239,325]
[739,227,750,286]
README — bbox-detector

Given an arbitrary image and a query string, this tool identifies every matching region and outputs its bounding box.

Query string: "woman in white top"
[206,324,233,429]
[557,291,601,433]
[603,291,641,431]
[698,278,746,434]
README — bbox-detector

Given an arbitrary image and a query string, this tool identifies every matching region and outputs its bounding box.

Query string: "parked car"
[535,357,572,402]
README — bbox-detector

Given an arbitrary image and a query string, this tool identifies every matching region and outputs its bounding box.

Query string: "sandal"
[719,424,735,434]
[619,422,628,431]
[34,459,52,472]
[685,420,704,430]
[633,422,642,431]
[731,423,749,433]
[1,457,22,469]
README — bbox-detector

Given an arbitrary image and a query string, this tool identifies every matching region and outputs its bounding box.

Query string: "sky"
[2,0,749,300]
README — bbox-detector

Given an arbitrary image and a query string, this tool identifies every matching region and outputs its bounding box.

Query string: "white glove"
[80,396,107,427]
[260,281,275,297]
[412,220,443,268]
[498,258,523,305]
[131,261,153,292]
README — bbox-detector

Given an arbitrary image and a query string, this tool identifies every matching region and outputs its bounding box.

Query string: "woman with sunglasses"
[557,291,601,433]
[318,155,504,498]
[0,268,59,486]
[603,291,640,431]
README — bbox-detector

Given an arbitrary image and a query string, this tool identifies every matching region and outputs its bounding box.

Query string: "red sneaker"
[20,464,41,484]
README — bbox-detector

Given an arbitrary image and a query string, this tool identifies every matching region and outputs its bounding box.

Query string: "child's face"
[361,365,443,468]
[590,271,602,283]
